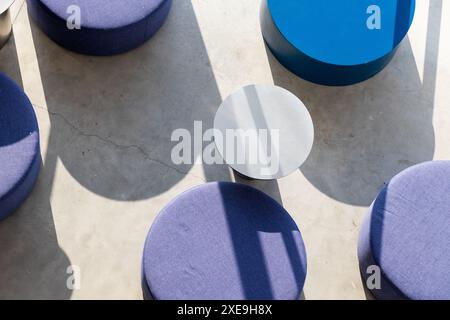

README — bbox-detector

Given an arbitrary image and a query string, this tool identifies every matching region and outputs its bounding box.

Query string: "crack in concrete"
[32,104,206,182]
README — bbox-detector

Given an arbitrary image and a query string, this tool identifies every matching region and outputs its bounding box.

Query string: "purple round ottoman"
[142,182,307,300]
[0,74,40,220]
[27,0,173,56]
[358,161,450,300]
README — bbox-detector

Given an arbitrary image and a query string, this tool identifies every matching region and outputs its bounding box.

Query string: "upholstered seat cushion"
[358,161,450,299]
[27,0,172,55]
[0,74,40,220]
[142,182,307,300]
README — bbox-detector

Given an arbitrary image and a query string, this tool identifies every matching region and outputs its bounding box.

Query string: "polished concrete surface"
[0,0,448,299]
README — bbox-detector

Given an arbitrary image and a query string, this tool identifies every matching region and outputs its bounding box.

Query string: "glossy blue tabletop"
[268,0,415,66]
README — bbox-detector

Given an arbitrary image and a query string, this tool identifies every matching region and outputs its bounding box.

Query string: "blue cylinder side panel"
[261,0,415,86]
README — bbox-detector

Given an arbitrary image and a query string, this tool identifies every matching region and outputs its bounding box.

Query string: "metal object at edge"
[0,1,14,49]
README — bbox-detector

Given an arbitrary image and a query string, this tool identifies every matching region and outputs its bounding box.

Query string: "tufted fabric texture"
[27,0,173,55]
[359,161,450,300]
[142,182,307,300]
[0,73,40,220]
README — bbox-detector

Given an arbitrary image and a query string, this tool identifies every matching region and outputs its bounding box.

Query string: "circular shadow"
[266,37,436,206]
[28,1,222,201]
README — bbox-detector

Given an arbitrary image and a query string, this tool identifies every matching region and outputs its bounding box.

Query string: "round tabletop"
[214,85,314,180]
[0,0,14,14]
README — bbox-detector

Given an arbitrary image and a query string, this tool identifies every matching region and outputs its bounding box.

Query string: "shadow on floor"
[0,31,72,299]
[0,32,22,86]
[266,1,441,206]
[23,0,305,300]
[356,0,443,300]
[0,157,73,299]
[28,0,223,201]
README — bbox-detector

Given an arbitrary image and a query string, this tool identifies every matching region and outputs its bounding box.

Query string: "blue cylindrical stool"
[142,182,307,300]
[0,73,41,220]
[358,161,450,300]
[27,0,173,56]
[261,0,415,86]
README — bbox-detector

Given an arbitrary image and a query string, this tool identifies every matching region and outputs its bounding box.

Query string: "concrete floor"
[0,0,449,299]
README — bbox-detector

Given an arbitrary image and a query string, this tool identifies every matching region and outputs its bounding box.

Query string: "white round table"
[214,84,314,180]
[0,0,14,49]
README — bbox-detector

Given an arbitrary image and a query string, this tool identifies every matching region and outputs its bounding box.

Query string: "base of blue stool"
[261,0,415,86]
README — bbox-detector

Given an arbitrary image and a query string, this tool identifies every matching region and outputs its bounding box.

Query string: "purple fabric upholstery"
[0,74,40,220]
[27,0,172,55]
[142,182,307,300]
[358,161,450,300]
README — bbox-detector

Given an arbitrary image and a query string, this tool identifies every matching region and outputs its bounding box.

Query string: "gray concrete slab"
[0,0,448,299]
